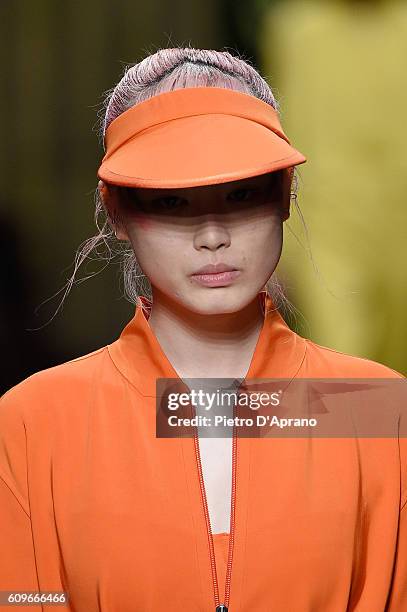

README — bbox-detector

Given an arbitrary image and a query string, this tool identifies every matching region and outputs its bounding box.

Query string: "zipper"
[191,399,238,612]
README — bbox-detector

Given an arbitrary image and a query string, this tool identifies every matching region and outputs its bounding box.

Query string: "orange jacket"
[0,291,406,611]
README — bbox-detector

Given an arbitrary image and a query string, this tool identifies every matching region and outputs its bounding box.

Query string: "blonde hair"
[59,46,307,320]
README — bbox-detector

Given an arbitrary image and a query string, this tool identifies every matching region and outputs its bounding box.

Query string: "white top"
[189,378,239,534]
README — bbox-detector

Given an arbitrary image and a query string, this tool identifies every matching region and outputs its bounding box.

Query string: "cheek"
[124,212,164,249]
[128,212,152,231]
[241,218,283,255]
[266,223,283,259]
[245,223,283,274]
[126,221,182,272]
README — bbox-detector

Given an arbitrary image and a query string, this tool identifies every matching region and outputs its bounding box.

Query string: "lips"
[192,263,237,275]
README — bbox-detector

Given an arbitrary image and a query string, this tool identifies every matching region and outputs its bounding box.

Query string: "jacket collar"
[107,291,307,397]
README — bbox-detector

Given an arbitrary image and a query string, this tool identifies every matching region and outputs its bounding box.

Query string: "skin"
[99,171,292,379]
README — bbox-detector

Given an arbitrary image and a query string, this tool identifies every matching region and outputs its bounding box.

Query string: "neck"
[147,290,265,380]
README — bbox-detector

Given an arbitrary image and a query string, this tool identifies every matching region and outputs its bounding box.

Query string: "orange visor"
[97,86,307,189]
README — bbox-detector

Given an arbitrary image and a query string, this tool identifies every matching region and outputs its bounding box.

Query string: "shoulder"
[303,338,405,379]
[304,338,407,507]
[0,345,110,420]
[0,346,112,506]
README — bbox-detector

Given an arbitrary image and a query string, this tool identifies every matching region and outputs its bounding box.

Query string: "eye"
[154,196,184,210]
[228,188,259,202]
[152,196,186,211]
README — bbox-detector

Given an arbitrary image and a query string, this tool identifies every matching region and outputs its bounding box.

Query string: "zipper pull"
[216,606,228,612]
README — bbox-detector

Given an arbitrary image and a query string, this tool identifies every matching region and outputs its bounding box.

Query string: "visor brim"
[98,113,306,189]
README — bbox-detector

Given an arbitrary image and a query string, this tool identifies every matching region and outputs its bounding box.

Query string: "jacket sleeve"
[386,400,407,610]
[0,385,42,610]
[386,501,407,610]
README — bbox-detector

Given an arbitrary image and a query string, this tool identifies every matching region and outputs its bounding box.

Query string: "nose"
[193,217,232,252]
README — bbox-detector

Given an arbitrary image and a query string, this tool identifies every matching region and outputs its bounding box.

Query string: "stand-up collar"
[107,291,307,397]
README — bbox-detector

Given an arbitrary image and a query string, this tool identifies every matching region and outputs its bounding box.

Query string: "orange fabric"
[97,87,307,189]
[0,291,406,611]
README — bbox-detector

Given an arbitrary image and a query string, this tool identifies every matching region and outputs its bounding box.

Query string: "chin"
[184,287,254,315]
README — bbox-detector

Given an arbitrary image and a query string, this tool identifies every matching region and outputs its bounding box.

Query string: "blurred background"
[1,0,406,394]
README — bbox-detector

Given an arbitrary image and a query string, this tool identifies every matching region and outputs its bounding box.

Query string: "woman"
[0,47,405,612]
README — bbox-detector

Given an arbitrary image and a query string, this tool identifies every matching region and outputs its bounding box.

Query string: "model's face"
[110,172,288,315]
